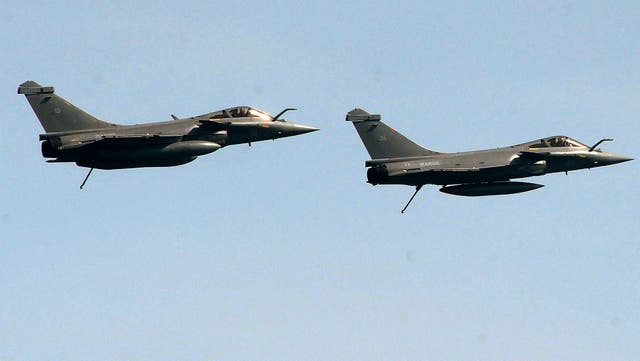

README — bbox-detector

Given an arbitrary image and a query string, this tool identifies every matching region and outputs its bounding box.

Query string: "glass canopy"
[207,107,273,121]
[528,136,588,149]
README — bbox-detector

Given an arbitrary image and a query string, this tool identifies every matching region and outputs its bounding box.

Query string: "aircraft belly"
[386,163,549,185]
[378,157,548,186]
[52,140,220,171]
[95,140,220,159]
[77,157,197,170]
[385,166,510,185]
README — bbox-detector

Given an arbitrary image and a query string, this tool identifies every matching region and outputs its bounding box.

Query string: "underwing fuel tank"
[439,181,544,197]
[100,140,221,159]
[156,140,221,157]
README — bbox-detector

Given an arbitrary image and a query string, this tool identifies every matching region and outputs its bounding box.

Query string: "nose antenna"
[589,138,614,152]
[272,108,297,121]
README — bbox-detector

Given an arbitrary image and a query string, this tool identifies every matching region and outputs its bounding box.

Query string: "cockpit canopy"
[206,106,273,121]
[528,136,588,149]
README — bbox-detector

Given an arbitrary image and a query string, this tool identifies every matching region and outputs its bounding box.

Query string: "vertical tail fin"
[18,81,115,132]
[346,108,439,159]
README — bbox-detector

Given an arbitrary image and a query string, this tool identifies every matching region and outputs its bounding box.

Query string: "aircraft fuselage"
[366,142,632,186]
[37,112,317,169]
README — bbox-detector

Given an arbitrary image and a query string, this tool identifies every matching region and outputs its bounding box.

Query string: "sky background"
[1,1,639,360]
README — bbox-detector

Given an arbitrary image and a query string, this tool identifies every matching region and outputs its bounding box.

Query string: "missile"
[439,181,544,197]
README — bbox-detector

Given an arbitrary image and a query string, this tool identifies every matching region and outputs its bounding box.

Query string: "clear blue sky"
[1,1,639,360]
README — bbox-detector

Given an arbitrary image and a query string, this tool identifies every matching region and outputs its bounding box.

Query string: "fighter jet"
[18,81,318,188]
[346,108,633,213]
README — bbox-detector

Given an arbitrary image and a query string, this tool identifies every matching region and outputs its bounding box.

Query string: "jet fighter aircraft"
[347,108,633,213]
[18,81,318,188]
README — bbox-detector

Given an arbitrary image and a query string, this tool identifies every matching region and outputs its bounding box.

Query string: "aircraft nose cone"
[603,153,634,165]
[616,155,634,163]
[289,123,319,135]
[271,122,319,139]
[298,124,320,134]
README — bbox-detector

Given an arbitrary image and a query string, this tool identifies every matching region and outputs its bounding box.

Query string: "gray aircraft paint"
[19,81,318,187]
[346,108,633,212]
